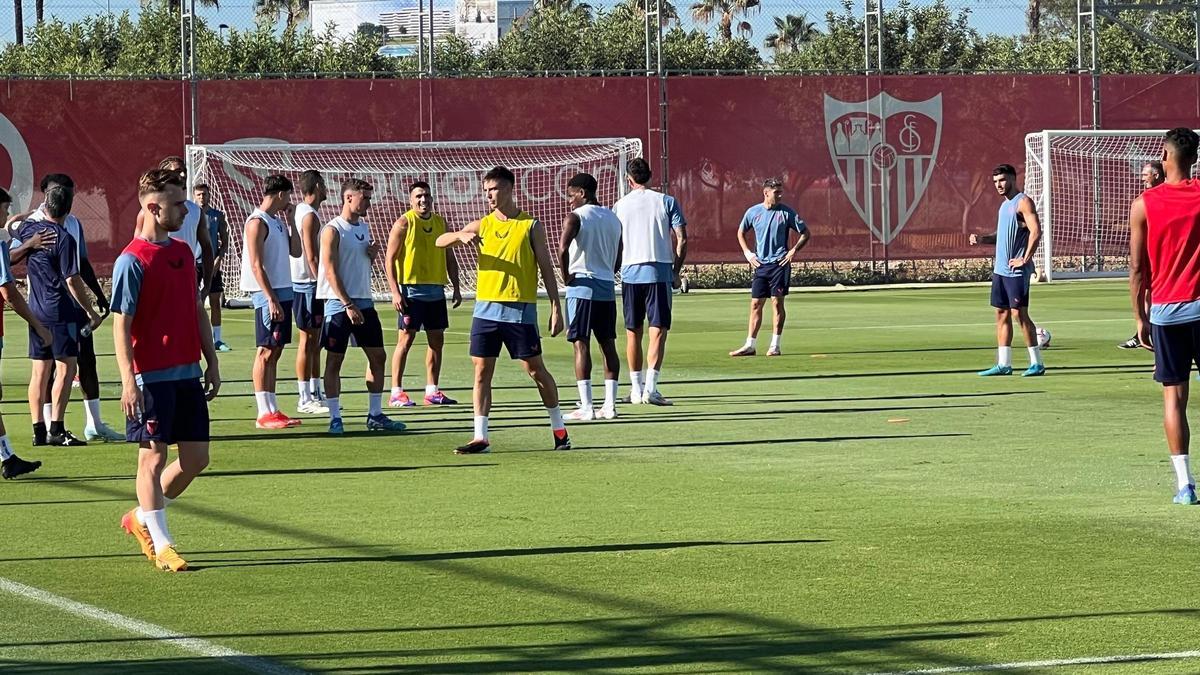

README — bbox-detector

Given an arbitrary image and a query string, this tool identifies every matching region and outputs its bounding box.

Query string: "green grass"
[0,280,1192,674]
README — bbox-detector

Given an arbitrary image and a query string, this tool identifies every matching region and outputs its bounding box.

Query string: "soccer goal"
[1024,129,1197,281]
[186,138,643,304]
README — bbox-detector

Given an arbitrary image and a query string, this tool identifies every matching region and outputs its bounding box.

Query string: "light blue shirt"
[994,192,1034,278]
[474,300,537,324]
[251,287,295,309]
[740,203,806,264]
[404,283,446,302]
[621,261,673,284]
[0,241,13,286]
[565,276,616,301]
[1151,300,1200,326]
[111,246,203,385]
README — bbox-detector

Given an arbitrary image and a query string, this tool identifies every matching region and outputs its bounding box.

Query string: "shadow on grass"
[7,463,494,485]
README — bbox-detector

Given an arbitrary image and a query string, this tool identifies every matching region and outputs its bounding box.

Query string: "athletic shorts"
[255,300,293,348]
[209,270,225,295]
[1153,320,1200,384]
[623,281,673,330]
[323,307,384,354]
[126,378,210,445]
[77,327,96,373]
[469,318,541,359]
[566,297,617,343]
[990,273,1031,309]
[29,322,79,360]
[752,262,791,299]
[294,288,324,332]
[400,299,449,332]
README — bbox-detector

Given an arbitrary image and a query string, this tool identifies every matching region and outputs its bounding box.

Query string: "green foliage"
[682,259,993,289]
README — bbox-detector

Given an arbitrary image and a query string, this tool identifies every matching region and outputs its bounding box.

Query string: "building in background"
[310,0,417,41]
[380,7,453,42]
[454,0,531,45]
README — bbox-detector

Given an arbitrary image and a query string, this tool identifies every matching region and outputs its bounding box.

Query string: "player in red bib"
[1130,127,1200,505]
[114,169,221,571]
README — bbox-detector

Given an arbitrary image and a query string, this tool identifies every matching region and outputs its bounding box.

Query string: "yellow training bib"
[399,210,448,285]
[476,211,538,303]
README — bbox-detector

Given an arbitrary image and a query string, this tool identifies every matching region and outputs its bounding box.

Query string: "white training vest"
[613,188,674,266]
[170,200,202,261]
[316,216,373,301]
[291,202,318,284]
[239,208,291,292]
[568,204,622,281]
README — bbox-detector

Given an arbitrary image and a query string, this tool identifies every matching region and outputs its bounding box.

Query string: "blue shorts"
[990,273,1031,309]
[323,307,384,354]
[255,300,293,348]
[28,322,79,360]
[1153,320,1200,384]
[400,299,449,332]
[622,281,672,330]
[294,288,324,332]
[469,318,541,360]
[126,378,210,445]
[752,262,791,299]
[567,297,617,343]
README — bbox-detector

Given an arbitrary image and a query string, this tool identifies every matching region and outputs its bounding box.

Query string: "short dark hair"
[297,170,324,196]
[193,183,210,192]
[0,187,11,204]
[567,173,598,196]
[43,185,73,218]
[264,174,294,195]
[763,177,783,189]
[139,169,185,197]
[992,164,1017,177]
[483,166,515,186]
[409,181,431,193]
[626,158,653,185]
[1144,161,1164,177]
[158,155,185,170]
[342,178,373,194]
[40,173,74,192]
[1166,127,1200,162]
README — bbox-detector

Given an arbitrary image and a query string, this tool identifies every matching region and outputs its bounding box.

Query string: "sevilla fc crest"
[824,93,942,244]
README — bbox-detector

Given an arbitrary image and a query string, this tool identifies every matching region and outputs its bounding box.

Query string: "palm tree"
[764,13,816,55]
[255,0,309,31]
[689,0,759,41]
[33,0,40,24]
[622,0,678,25]
[14,0,22,44]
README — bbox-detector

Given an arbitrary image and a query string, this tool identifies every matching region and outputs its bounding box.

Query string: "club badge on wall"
[824,93,942,245]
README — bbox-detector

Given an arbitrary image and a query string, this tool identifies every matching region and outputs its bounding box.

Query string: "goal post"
[1024,129,1197,281]
[186,138,643,304]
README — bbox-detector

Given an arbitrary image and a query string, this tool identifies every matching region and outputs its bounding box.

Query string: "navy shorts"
[323,307,384,354]
[400,299,449,332]
[623,281,673,330]
[566,297,617,343]
[209,270,225,295]
[470,318,541,359]
[294,288,324,332]
[255,299,293,348]
[1153,320,1200,384]
[990,273,1031,309]
[29,322,79,360]
[126,378,210,445]
[752,262,791,299]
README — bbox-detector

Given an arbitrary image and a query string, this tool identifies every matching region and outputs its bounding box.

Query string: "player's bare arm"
[385,214,409,312]
[112,312,142,420]
[436,220,480,248]
[557,212,581,285]
[246,217,281,321]
[1129,195,1153,349]
[197,214,215,294]
[195,297,221,400]
[9,216,56,263]
[673,225,689,288]
[321,224,361,325]
[614,235,623,274]
[447,245,463,308]
[784,228,811,265]
[285,207,303,259]
[0,281,51,346]
[65,274,101,327]
[80,255,108,313]
[737,225,759,267]
[300,209,321,281]
[531,219,563,337]
[1011,196,1042,268]
[969,233,998,245]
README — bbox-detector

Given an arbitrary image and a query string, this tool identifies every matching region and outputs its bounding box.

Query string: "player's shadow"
[0,497,127,507]
[808,346,998,355]
[200,463,496,478]
[671,390,1041,403]
[574,432,971,453]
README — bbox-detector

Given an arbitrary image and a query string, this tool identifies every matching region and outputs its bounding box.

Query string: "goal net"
[1024,130,1198,281]
[186,138,643,304]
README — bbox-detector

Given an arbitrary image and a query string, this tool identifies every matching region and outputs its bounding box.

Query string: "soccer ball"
[1036,326,1052,349]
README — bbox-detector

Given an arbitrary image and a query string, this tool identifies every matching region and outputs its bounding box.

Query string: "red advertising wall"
[0,74,1192,273]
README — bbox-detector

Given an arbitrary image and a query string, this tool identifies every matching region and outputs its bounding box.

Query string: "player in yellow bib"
[437,166,569,454]
[385,182,463,408]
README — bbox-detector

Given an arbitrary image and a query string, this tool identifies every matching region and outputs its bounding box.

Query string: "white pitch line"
[0,577,307,675]
[869,649,1200,674]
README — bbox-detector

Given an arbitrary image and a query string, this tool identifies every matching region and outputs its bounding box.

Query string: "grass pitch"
[0,280,1194,674]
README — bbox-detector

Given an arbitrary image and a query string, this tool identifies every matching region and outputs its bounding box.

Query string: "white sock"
[1028,346,1043,366]
[327,397,341,419]
[42,403,51,424]
[84,399,101,428]
[770,334,781,350]
[267,392,279,413]
[745,336,757,349]
[144,509,173,552]
[298,381,311,406]
[308,378,321,398]
[604,379,618,409]
[997,346,1012,367]
[391,386,403,397]
[646,369,661,394]
[0,435,13,461]
[630,371,644,400]
[1173,454,1194,490]
[213,325,222,342]
[547,406,565,432]
[577,380,593,409]
[474,415,489,441]
[425,383,438,396]
[254,392,271,417]
[369,392,383,416]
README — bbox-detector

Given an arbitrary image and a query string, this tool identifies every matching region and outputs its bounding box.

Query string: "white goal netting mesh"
[1025,130,1199,280]
[187,139,642,302]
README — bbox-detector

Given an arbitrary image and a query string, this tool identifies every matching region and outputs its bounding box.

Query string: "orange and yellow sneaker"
[120,508,155,561]
[155,545,188,572]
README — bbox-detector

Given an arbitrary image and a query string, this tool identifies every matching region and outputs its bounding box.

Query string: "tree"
[689,0,759,41]
[620,0,678,26]
[255,0,309,31]
[535,0,592,18]
[764,13,816,56]
[356,22,387,41]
